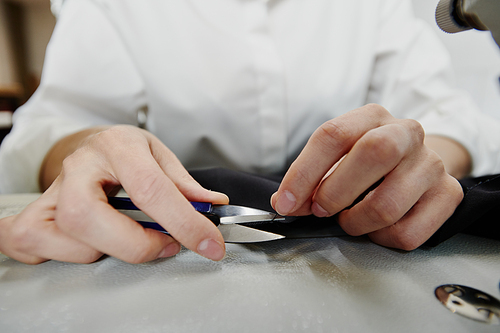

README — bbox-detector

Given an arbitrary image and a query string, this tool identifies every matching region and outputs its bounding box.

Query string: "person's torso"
[98,0,383,174]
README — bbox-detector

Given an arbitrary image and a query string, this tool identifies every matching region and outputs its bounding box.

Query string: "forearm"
[38,126,111,191]
[424,135,472,179]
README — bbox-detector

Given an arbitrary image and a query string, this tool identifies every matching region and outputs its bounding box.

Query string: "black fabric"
[426,174,500,246]
[190,168,347,239]
[190,168,500,246]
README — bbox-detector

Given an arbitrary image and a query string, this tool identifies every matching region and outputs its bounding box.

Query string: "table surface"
[1,194,499,333]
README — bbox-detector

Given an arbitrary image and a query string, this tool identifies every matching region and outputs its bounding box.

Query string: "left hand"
[271,104,464,250]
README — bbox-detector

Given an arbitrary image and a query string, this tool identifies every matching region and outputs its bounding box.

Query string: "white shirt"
[1,0,499,193]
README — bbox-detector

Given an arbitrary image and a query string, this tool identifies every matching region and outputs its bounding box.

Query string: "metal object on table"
[435,284,500,324]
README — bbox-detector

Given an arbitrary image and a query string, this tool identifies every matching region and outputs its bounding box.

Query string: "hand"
[0,125,228,264]
[271,104,465,250]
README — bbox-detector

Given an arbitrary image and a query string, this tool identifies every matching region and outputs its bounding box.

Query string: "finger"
[56,183,182,263]
[53,138,182,263]
[367,176,463,250]
[0,189,103,264]
[336,151,437,236]
[271,104,392,215]
[270,156,345,216]
[0,215,49,264]
[59,127,224,262]
[148,135,229,204]
[114,131,226,260]
[119,173,224,262]
[311,121,417,217]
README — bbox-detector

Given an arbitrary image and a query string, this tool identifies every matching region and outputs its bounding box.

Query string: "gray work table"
[0,195,499,332]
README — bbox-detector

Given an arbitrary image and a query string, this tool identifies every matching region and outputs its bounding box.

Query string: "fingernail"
[197,238,225,261]
[312,202,329,217]
[275,190,296,215]
[157,242,181,258]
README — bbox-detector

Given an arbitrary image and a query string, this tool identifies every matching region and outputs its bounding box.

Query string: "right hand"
[0,125,229,264]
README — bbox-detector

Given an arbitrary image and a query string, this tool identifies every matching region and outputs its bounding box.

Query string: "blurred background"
[1,0,55,141]
[0,0,499,142]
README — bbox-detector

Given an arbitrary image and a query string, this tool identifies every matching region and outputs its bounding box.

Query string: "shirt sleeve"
[366,0,500,177]
[0,0,147,193]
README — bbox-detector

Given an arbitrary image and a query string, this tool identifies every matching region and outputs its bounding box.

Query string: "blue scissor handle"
[107,197,220,230]
[107,196,138,210]
[189,201,212,214]
[108,197,212,213]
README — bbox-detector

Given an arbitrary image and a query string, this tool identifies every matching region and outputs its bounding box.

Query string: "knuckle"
[86,126,144,155]
[387,229,422,251]
[78,252,104,264]
[451,181,464,203]
[441,176,464,204]
[126,241,156,264]
[287,163,315,190]
[90,128,121,148]
[170,214,206,240]
[314,188,349,214]
[365,103,390,118]
[338,217,365,237]
[128,172,166,208]
[60,146,99,177]
[60,152,82,173]
[428,150,446,170]
[359,131,402,165]
[401,119,424,141]
[364,193,402,229]
[9,222,39,254]
[312,120,353,151]
[422,152,448,182]
[55,200,92,235]
[94,125,129,141]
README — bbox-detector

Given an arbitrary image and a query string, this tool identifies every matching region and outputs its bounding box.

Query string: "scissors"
[108,197,286,243]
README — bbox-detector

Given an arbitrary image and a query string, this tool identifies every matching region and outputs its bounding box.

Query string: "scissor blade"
[218,224,285,243]
[115,208,285,243]
[212,205,285,224]
[110,198,284,224]
[131,221,285,243]
[116,207,283,225]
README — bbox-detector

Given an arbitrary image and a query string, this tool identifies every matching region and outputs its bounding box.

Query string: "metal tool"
[435,284,500,324]
[107,197,285,243]
[436,0,500,48]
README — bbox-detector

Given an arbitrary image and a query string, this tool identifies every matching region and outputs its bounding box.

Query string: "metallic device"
[108,196,285,243]
[435,284,500,324]
[436,0,500,48]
